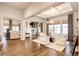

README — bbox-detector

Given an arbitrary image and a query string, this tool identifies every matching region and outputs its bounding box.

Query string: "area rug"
[32,39,65,52]
[45,43,65,52]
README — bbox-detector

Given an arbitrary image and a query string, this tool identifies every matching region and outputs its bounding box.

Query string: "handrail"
[72,36,78,56]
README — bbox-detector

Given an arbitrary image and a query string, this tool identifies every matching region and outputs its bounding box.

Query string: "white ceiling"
[1,2,32,10]
[1,2,55,18]
[1,2,78,18]
[70,2,78,11]
[37,3,73,18]
[1,2,55,11]
[23,2,55,18]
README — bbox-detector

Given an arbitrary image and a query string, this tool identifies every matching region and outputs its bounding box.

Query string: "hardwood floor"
[1,38,65,56]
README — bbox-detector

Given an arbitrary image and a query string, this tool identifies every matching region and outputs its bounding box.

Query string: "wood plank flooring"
[1,38,65,56]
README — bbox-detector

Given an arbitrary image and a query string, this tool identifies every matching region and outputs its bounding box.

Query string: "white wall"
[0,17,4,41]
[73,11,78,35]
[78,3,79,38]
[0,4,23,20]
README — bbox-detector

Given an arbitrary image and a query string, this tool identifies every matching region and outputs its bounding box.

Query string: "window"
[12,26,19,31]
[3,26,9,33]
[47,20,68,36]
[54,24,61,34]
[62,24,68,34]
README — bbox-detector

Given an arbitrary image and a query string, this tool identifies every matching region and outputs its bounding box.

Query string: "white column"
[27,21,30,33]
[43,19,47,34]
[38,22,40,33]
[60,20,62,34]
[27,21,32,40]
[20,20,26,40]
[52,21,54,37]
